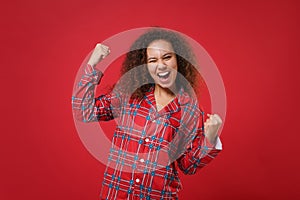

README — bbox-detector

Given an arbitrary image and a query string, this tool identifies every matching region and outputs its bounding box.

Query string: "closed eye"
[148,59,156,63]
[148,58,157,63]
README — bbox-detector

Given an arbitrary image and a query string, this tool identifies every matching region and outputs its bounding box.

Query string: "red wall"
[1,0,300,199]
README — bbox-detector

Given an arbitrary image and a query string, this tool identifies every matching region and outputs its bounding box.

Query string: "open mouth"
[157,71,170,79]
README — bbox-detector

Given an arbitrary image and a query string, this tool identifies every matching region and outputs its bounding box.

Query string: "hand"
[204,113,222,145]
[87,43,110,67]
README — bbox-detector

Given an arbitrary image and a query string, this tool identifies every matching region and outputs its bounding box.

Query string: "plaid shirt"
[72,64,222,200]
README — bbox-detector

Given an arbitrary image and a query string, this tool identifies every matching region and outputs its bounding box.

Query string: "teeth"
[158,72,169,76]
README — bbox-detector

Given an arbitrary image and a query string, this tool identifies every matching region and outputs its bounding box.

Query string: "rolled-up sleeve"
[176,111,222,175]
[71,64,121,122]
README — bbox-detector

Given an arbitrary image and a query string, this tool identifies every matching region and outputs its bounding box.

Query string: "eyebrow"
[147,57,157,61]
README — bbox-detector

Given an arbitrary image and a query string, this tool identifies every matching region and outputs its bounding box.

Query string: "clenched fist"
[87,43,110,67]
[204,113,222,145]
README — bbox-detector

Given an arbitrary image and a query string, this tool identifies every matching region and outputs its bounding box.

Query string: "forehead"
[147,40,174,54]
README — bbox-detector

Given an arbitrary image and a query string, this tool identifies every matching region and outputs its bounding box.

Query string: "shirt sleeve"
[71,64,121,122]
[176,111,222,175]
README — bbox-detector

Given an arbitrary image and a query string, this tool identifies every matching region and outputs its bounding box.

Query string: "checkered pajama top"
[72,64,222,200]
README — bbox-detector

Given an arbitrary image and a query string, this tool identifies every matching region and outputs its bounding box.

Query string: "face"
[146,40,178,89]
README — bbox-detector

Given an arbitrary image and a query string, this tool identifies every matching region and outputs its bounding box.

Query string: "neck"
[154,84,176,111]
[154,84,176,98]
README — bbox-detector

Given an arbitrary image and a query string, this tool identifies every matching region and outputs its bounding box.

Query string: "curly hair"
[116,28,202,100]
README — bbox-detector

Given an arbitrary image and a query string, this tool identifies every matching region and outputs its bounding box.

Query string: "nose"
[157,59,167,70]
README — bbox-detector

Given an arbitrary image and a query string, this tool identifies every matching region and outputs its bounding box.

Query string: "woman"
[72,28,222,200]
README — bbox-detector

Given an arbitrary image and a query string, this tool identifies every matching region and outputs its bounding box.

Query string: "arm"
[71,44,121,122]
[176,111,222,175]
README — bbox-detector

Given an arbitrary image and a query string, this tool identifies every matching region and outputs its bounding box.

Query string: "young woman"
[72,28,222,200]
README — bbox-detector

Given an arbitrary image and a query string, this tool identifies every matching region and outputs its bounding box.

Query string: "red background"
[1,0,300,199]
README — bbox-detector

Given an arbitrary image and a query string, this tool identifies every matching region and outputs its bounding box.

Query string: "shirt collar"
[144,85,193,114]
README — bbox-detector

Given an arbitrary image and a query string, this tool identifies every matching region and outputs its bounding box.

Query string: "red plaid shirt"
[72,64,222,200]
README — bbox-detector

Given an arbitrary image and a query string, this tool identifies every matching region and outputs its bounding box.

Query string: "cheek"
[147,64,156,75]
[171,64,178,73]
[169,59,178,70]
[170,61,178,77]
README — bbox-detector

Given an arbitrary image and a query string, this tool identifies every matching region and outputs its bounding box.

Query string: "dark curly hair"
[116,28,202,100]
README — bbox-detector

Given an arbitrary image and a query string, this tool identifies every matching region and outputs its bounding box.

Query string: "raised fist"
[87,43,110,67]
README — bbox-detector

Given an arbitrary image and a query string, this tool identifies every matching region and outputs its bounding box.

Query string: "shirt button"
[139,158,145,163]
[144,138,150,143]
[135,178,140,183]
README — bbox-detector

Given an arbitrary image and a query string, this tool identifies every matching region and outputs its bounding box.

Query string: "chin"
[156,82,176,90]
